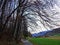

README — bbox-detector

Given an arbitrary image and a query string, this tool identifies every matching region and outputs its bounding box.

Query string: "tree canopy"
[0,0,60,41]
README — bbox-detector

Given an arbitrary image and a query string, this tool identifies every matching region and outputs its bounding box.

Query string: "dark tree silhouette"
[0,0,31,41]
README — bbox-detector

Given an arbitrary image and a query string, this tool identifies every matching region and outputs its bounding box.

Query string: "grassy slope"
[29,36,60,45]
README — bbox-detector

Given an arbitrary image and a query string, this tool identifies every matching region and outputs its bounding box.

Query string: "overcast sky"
[27,0,60,34]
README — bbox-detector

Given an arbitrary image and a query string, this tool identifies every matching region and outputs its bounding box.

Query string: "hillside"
[32,28,60,37]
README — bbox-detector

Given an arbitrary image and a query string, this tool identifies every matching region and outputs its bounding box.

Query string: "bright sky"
[27,0,60,34]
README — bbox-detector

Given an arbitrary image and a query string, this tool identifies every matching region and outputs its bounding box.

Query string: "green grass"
[29,37,60,45]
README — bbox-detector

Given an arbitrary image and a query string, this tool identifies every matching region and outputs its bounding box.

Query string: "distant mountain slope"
[32,28,60,37]
[45,28,60,36]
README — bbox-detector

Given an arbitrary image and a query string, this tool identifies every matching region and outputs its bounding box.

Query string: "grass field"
[29,36,60,45]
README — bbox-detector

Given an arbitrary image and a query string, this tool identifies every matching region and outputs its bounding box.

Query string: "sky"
[27,0,60,34]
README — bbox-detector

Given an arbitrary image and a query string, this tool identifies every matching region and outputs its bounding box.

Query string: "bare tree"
[0,0,31,41]
[27,0,60,30]
[0,0,60,43]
